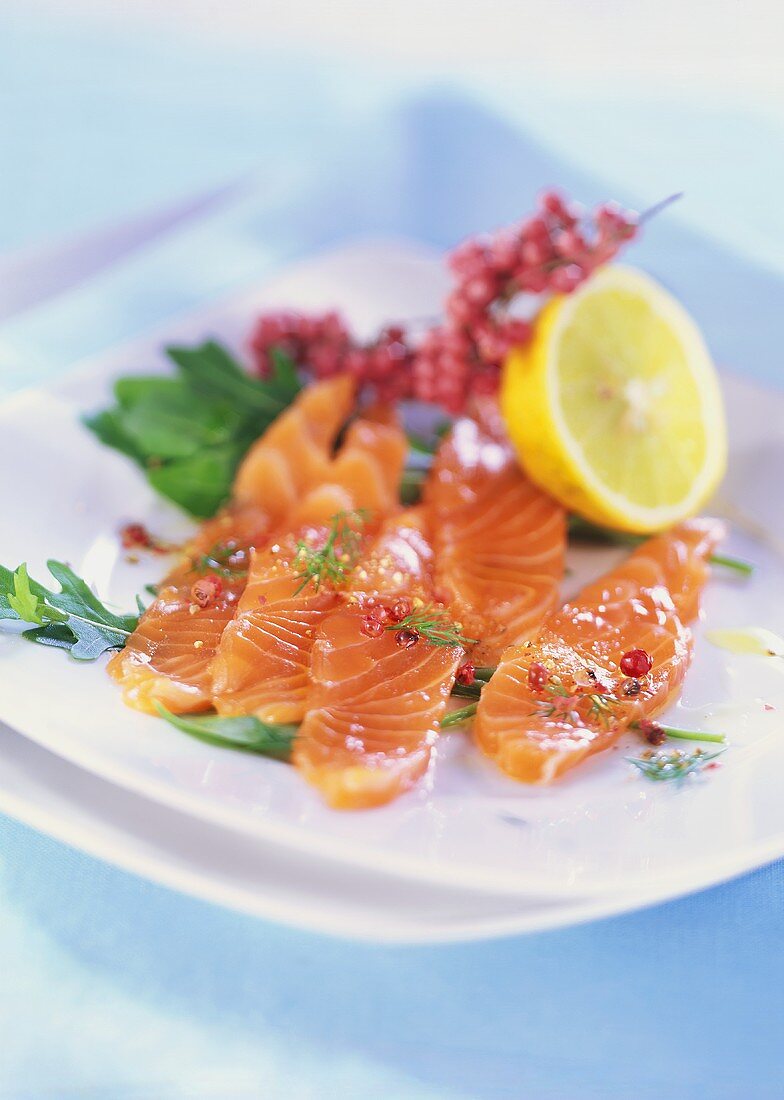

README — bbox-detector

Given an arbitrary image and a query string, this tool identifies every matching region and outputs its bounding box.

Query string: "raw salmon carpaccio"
[294,508,462,810]
[210,409,408,722]
[473,519,724,784]
[425,401,567,665]
[107,376,355,714]
[292,405,569,811]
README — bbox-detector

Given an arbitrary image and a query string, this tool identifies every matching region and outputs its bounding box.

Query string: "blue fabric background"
[1,9,783,1098]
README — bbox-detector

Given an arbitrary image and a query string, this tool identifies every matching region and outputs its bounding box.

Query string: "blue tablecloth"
[1,11,783,1098]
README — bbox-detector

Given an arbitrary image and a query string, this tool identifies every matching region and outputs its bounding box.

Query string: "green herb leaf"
[155,704,296,760]
[633,720,726,745]
[84,341,302,518]
[146,442,248,518]
[7,563,67,625]
[82,408,147,463]
[627,747,725,782]
[450,681,484,699]
[267,347,301,396]
[0,561,139,660]
[406,432,437,457]
[192,542,249,577]
[167,341,299,414]
[440,702,478,727]
[0,562,49,619]
[114,376,185,408]
[387,604,475,648]
[121,390,243,460]
[22,622,80,650]
[293,510,368,594]
[405,419,452,458]
[400,468,426,505]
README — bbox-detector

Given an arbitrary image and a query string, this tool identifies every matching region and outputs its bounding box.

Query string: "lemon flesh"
[501,265,727,533]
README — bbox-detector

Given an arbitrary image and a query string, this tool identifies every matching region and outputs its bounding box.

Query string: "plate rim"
[0,721,748,946]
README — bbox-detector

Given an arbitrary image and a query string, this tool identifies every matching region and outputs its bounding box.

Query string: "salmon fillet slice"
[424,400,566,664]
[107,376,355,714]
[294,509,462,809]
[473,519,724,784]
[210,410,408,721]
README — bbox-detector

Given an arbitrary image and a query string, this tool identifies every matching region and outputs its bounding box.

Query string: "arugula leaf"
[7,563,67,625]
[155,704,296,760]
[22,623,79,650]
[84,340,301,518]
[0,561,139,660]
[0,562,51,619]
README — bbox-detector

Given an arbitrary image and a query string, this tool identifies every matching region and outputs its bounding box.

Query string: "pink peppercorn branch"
[248,189,646,414]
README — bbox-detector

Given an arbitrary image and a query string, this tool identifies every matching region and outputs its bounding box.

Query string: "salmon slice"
[294,509,463,810]
[473,519,724,784]
[424,400,566,664]
[107,377,355,714]
[210,410,408,721]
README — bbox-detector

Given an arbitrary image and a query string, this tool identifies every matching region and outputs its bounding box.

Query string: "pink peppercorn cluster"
[359,596,419,648]
[248,190,638,414]
[250,313,416,404]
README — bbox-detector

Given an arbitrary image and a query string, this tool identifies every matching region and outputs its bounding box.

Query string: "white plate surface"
[0,718,734,944]
[1,240,783,900]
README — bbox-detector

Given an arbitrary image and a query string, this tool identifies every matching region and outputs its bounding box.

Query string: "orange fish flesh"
[424,401,566,664]
[294,509,462,809]
[473,519,724,784]
[107,376,355,714]
[210,410,408,721]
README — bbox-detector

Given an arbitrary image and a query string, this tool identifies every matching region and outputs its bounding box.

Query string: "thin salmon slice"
[424,400,566,664]
[210,410,408,721]
[474,519,724,784]
[294,509,462,810]
[107,376,355,714]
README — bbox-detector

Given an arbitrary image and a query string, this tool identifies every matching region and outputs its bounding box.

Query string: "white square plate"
[0,719,686,945]
[1,241,783,900]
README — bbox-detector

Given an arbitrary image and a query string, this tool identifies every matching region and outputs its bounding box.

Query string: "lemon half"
[501,265,727,533]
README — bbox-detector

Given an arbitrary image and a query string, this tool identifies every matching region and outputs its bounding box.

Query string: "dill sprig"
[293,510,368,595]
[532,676,617,726]
[192,541,249,577]
[627,746,725,782]
[583,689,615,724]
[387,604,475,648]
